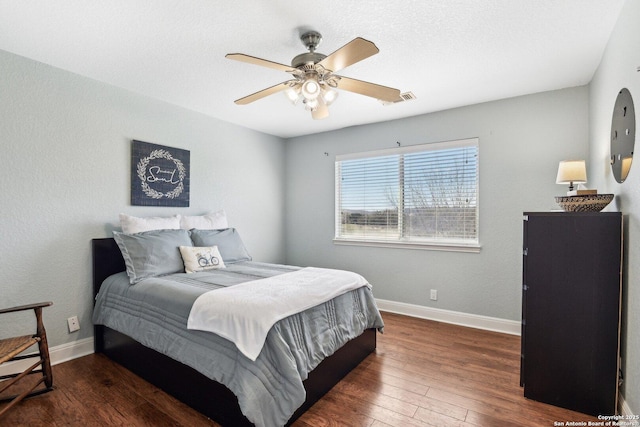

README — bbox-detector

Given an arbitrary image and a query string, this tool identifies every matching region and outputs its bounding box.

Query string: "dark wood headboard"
[92,238,125,298]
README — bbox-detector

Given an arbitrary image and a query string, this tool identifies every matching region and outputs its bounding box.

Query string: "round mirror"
[610,88,635,183]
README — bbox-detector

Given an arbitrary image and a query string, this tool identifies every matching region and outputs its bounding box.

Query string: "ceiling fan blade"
[234,80,296,105]
[317,37,379,73]
[226,53,296,73]
[312,100,329,120]
[335,76,402,102]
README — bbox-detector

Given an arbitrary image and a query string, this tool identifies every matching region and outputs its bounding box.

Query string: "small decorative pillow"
[180,210,228,230]
[179,246,226,273]
[120,213,181,234]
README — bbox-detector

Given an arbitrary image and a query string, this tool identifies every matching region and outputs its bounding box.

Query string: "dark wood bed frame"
[92,238,376,426]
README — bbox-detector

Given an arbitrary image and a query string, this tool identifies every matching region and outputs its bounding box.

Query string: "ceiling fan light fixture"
[285,86,301,104]
[322,87,338,106]
[304,97,319,110]
[227,31,404,120]
[301,76,320,100]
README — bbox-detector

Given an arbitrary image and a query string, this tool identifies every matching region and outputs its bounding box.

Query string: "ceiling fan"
[226,31,403,119]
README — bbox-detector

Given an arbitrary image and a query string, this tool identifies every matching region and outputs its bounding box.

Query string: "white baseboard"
[376,298,521,336]
[0,337,94,377]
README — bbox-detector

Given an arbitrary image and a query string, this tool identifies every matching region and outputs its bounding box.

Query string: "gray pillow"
[189,228,252,264]
[113,229,193,284]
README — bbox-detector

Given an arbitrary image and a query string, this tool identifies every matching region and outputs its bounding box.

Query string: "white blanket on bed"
[187,267,371,361]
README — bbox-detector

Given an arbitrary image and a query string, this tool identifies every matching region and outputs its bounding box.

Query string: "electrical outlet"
[430,289,438,301]
[67,316,80,333]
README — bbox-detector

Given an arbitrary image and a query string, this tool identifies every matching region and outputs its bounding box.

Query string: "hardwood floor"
[1,312,600,426]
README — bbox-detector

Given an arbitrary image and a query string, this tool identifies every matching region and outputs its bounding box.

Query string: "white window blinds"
[335,138,479,248]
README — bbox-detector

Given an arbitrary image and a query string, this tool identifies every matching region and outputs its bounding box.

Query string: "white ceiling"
[0,1,626,138]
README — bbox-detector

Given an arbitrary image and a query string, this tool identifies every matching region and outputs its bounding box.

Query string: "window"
[334,138,479,251]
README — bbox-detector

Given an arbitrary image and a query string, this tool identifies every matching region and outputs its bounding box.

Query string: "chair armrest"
[0,302,53,315]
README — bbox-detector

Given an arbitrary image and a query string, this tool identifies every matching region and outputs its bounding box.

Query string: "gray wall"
[0,49,286,346]
[284,86,589,322]
[589,0,639,413]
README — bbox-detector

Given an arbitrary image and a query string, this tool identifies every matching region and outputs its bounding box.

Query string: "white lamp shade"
[301,78,320,100]
[284,86,300,104]
[556,160,587,184]
[322,87,338,105]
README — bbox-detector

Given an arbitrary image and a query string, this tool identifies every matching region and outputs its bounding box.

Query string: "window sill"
[333,238,481,253]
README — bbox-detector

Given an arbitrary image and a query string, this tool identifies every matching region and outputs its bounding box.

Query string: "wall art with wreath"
[131,140,190,207]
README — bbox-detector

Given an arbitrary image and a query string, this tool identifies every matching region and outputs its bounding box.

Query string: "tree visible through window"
[335,138,479,248]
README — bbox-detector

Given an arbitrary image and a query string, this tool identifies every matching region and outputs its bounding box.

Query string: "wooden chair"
[0,302,54,417]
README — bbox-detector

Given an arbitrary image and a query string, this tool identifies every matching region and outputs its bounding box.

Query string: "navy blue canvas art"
[131,140,190,207]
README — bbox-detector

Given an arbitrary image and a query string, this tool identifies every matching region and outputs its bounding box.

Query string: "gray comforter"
[92,261,384,427]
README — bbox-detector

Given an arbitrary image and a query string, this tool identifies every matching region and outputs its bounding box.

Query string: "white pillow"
[119,213,181,234]
[180,210,228,230]
[179,245,226,273]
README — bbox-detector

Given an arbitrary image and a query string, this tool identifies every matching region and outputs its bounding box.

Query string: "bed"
[91,227,383,426]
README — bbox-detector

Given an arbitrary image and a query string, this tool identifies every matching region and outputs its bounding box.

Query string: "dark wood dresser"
[520,212,622,416]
